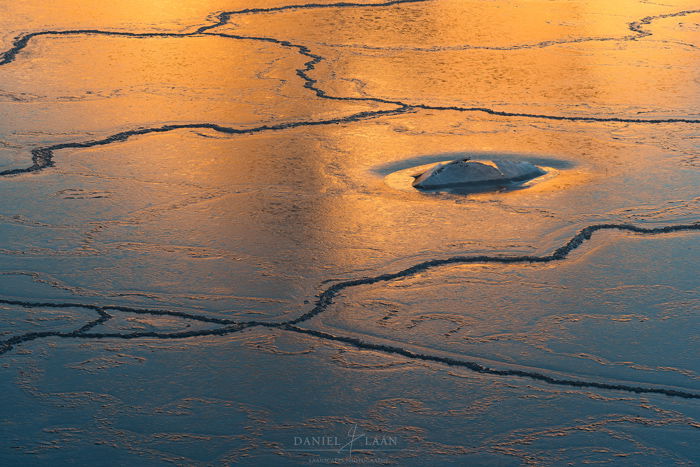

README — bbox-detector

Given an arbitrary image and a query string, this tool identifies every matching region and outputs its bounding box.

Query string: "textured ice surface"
[412,158,545,189]
[0,0,699,465]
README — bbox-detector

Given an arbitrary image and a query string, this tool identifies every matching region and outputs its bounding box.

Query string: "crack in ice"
[0,0,697,400]
[2,224,699,399]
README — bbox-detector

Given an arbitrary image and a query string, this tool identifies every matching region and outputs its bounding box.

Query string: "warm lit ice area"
[0,0,698,465]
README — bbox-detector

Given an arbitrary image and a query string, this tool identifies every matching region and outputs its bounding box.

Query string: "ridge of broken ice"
[412,158,546,190]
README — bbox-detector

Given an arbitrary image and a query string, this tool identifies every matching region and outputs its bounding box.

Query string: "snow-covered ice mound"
[412,158,546,190]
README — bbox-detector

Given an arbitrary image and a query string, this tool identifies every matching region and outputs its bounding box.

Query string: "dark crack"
[210,23,700,124]
[0,0,434,65]
[0,1,695,179]
[407,104,700,124]
[1,223,699,400]
[629,9,700,37]
[4,10,700,176]
[0,0,698,401]
[194,0,432,34]
[283,325,700,399]
[288,223,700,324]
[317,8,700,52]
[0,109,408,176]
[0,30,192,66]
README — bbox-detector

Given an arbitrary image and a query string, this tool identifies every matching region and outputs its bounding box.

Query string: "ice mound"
[412,158,545,190]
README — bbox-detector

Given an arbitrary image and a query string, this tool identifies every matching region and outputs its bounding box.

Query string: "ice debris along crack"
[2,223,700,400]
[629,9,700,37]
[0,3,696,176]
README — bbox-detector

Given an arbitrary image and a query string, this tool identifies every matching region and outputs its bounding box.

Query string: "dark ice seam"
[2,223,699,400]
[0,0,698,399]
[0,4,695,176]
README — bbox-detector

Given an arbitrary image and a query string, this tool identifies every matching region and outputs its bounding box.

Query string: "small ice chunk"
[412,158,545,189]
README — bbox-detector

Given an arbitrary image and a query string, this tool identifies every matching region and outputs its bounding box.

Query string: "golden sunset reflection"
[0,0,694,301]
[0,1,699,463]
[227,0,688,48]
[0,34,378,137]
[227,1,699,116]
[0,1,223,41]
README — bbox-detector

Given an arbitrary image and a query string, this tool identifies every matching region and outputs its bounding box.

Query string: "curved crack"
[0,1,694,177]
[1,223,699,400]
[318,35,624,52]
[4,10,700,175]
[0,30,193,66]
[0,0,434,66]
[283,325,700,399]
[0,0,698,400]
[404,104,700,124]
[204,5,700,123]
[194,0,432,34]
[315,8,700,52]
[3,4,697,65]
[0,108,409,176]
[288,223,700,324]
[629,9,700,37]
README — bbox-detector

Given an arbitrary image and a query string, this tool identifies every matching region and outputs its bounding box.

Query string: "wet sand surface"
[0,1,699,465]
